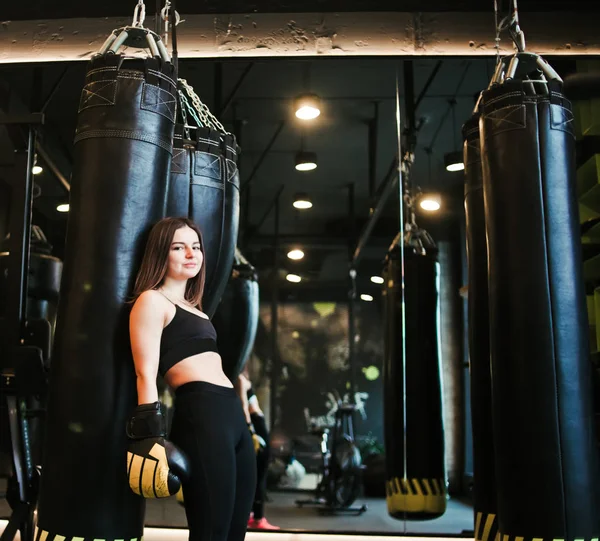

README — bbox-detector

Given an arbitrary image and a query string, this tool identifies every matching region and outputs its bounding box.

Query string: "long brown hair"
[131,217,206,309]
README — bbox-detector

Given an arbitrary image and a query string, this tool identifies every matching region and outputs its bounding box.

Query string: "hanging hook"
[161,0,183,46]
[498,0,526,53]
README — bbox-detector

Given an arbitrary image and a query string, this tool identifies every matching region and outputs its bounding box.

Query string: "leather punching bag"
[0,226,62,345]
[463,112,498,541]
[212,252,259,382]
[167,85,240,317]
[481,74,600,537]
[382,232,446,520]
[37,30,176,541]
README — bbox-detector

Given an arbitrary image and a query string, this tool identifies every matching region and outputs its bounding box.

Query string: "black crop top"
[159,304,219,377]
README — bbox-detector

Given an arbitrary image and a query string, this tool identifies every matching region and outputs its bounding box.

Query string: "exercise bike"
[296,402,367,516]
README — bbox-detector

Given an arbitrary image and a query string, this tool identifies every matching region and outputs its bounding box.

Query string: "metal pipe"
[368,103,379,198]
[35,143,70,192]
[415,60,443,110]
[352,156,398,266]
[248,184,285,242]
[213,62,223,120]
[269,193,281,430]
[347,183,357,405]
[220,63,254,117]
[41,66,69,114]
[240,121,285,193]
[5,127,35,360]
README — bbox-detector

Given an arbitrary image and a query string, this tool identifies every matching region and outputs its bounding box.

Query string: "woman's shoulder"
[132,289,171,315]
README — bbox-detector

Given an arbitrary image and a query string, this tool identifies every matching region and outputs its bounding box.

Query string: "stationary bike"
[296,402,367,515]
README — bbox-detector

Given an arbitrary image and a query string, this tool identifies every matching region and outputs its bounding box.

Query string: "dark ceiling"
[0,0,594,293]
[3,0,599,20]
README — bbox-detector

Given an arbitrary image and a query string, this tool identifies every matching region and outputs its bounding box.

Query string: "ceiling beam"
[1,11,597,64]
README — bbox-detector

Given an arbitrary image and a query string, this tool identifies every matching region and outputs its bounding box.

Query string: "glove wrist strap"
[127,401,167,439]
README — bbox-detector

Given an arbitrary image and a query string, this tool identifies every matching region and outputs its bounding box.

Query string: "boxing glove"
[248,423,267,454]
[126,401,190,498]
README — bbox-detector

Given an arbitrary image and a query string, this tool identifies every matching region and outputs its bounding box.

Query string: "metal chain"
[178,89,203,127]
[179,78,230,135]
[132,0,146,27]
[493,0,501,65]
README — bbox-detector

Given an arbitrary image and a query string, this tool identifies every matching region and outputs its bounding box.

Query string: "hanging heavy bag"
[481,50,600,539]
[37,23,176,541]
[212,249,260,382]
[168,81,241,317]
[463,111,498,541]
[382,227,446,520]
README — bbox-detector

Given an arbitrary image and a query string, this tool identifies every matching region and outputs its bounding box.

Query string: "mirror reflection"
[1,25,598,541]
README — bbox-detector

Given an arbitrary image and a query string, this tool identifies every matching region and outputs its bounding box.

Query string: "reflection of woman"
[128,217,256,541]
[235,373,280,530]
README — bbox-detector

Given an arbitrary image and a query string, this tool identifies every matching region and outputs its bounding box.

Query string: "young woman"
[127,216,256,541]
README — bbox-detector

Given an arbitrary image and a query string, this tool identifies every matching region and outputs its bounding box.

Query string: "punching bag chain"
[179,79,230,135]
[132,0,147,28]
[493,0,501,65]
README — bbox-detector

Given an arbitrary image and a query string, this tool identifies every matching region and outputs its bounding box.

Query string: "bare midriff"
[164,351,233,389]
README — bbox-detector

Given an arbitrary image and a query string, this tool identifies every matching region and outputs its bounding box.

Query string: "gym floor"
[0,479,474,537]
[146,490,473,536]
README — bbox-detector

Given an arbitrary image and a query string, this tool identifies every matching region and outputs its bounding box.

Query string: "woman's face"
[166,226,203,280]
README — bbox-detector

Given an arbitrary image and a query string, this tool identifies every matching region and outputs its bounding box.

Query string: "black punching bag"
[481,54,600,538]
[382,230,446,519]
[167,83,241,317]
[463,112,498,541]
[37,28,176,541]
[0,226,62,344]
[212,251,259,382]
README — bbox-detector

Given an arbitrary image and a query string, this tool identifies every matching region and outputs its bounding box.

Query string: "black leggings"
[250,412,269,519]
[170,381,257,541]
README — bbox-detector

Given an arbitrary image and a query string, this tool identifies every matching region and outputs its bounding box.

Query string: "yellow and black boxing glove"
[248,422,266,454]
[126,401,190,498]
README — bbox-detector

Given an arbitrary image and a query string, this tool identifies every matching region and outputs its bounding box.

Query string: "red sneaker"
[248,518,280,530]
[247,513,254,528]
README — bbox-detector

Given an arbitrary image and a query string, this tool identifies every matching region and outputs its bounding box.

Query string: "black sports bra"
[159,303,219,377]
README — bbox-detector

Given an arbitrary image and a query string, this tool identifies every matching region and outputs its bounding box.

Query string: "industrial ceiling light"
[295,151,318,172]
[293,192,313,210]
[370,276,384,284]
[287,248,305,260]
[32,154,43,175]
[419,193,441,212]
[444,151,464,172]
[286,273,302,283]
[360,294,374,302]
[294,93,321,120]
[56,203,70,213]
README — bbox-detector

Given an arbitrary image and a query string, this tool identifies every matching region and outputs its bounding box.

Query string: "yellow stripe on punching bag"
[385,477,447,515]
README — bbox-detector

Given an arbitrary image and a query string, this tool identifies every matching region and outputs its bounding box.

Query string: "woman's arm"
[130,291,165,405]
[234,375,252,424]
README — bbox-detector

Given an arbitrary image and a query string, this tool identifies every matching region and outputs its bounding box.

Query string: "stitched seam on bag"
[193,151,222,179]
[147,68,177,87]
[549,104,574,136]
[484,91,523,107]
[171,148,187,174]
[141,83,177,122]
[196,136,220,147]
[74,130,173,153]
[78,79,117,113]
[86,66,118,77]
[225,159,239,184]
[190,178,224,189]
